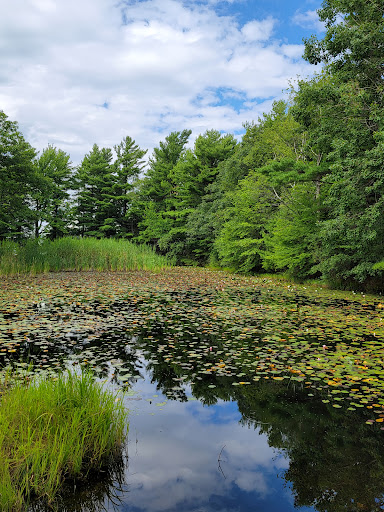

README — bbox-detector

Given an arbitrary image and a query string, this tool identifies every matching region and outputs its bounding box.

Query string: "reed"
[0,370,127,511]
[0,237,171,274]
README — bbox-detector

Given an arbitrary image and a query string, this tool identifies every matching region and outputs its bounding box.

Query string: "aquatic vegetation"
[0,268,384,423]
[0,370,127,511]
[0,237,171,275]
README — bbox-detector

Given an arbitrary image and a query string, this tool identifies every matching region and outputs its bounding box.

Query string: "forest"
[1,0,383,291]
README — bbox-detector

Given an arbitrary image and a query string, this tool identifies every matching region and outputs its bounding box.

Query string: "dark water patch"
[28,452,128,512]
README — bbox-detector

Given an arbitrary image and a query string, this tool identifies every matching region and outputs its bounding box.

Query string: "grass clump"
[0,370,127,511]
[0,237,171,274]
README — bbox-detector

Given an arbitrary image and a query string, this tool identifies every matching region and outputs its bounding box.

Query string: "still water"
[34,328,383,512]
[3,271,384,512]
[91,359,315,512]
[30,338,383,512]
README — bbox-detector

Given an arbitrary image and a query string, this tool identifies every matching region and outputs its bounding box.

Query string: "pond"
[1,269,384,511]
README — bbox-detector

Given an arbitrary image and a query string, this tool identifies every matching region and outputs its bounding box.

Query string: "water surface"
[107,359,313,512]
[2,270,384,511]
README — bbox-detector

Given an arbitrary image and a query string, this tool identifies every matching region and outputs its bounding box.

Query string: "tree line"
[1,0,383,290]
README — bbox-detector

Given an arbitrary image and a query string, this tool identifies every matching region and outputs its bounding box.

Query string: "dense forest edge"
[1,0,383,292]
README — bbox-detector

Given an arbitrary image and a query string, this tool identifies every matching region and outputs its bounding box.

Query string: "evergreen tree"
[74,144,116,237]
[113,136,147,237]
[175,130,237,262]
[137,130,191,248]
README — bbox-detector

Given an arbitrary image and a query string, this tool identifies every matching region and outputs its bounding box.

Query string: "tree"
[32,145,72,239]
[303,0,384,105]
[214,174,276,272]
[137,130,191,248]
[189,130,237,200]
[211,99,322,275]
[137,129,238,263]
[168,130,237,262]
[74,144,116,237]
[141,129,191,204]
[0,111,37,239]
[312,134,384,287]
[293,0,384,288]
[262,182,322,280]
[113,136,147,237]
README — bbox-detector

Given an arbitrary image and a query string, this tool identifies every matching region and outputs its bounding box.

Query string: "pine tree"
[74,144,116,237]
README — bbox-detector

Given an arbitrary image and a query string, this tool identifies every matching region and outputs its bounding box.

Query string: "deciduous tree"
[0,111,36,239]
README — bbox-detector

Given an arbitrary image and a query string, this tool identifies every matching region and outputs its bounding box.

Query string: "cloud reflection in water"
[110,364,313,512]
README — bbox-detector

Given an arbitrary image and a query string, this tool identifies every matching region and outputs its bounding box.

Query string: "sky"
[0,0,324,165]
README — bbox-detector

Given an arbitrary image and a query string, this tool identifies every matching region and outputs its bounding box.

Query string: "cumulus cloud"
[0,0,317,164]
[292,9,326,33]
[241,17,276,42]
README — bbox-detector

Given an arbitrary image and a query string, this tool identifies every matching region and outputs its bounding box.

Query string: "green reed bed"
[0,237,170,274]
[0,370,127,511]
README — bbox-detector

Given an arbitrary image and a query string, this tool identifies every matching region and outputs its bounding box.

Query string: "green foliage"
[138,130,191,247]
[184,189,225,264]
[141,129,191,205]
[0,370,127,511]
[74,144,116,237]
[289,0,384,289]
[168,131,237,262]
[0,111,37,240]
[0,237,171,274]
[303,0,384,98]
[242,100,307,168]
[291,73,375,159]
[217,101,307,194]
[192,130,237,194]
[32,144,73,239]
[214,175,276,272]
[113,136,147,237]
[138,129,236,264]
[262,182,321,280]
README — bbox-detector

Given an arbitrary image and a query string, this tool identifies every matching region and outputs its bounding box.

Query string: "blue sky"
[0,0,324,164]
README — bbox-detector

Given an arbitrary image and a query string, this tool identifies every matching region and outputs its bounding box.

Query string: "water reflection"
[6,296,384,512]
[112,361,308,512]
[28,454,129,512]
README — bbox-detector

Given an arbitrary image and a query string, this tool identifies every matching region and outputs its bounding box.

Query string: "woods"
[1,0,383,290]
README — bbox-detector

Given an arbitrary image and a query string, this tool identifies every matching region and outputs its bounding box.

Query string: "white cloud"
[0,0,317,165]
[241,17,276,42]
[281,44,305,60]
[292,9,326,33]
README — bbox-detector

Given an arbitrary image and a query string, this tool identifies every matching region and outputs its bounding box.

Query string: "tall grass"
[0,370,127,511]
[0,237,171,274]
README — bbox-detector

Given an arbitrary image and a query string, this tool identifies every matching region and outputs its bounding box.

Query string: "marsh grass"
[0,370,127,511]
[0,237,170,274]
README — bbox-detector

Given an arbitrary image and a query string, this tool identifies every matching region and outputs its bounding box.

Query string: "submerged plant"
[0,370,128,511]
